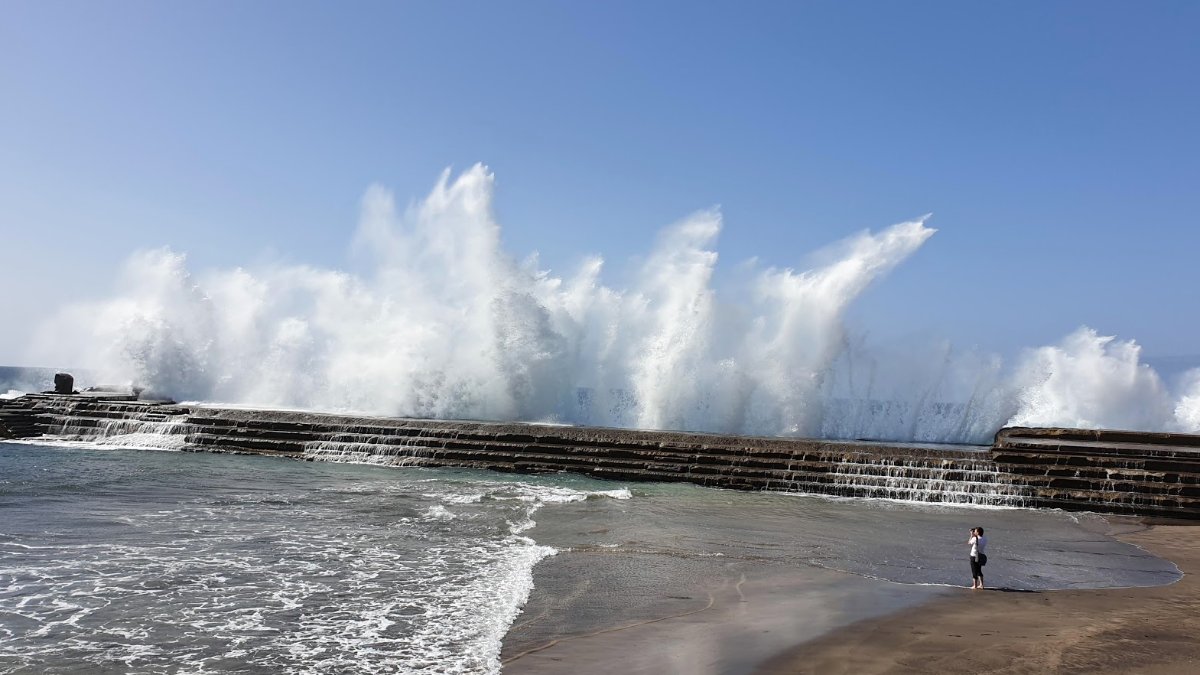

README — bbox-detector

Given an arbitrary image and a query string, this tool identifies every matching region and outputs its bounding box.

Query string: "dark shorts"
[970,557,983,578]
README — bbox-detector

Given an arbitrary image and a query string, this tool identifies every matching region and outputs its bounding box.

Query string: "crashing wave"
[30,165,1200,444]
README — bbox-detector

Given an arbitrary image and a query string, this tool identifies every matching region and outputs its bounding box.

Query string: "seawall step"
[6,395,1200,518]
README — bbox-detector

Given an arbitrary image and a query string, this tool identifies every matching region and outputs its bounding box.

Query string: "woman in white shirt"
[968,527,988,589]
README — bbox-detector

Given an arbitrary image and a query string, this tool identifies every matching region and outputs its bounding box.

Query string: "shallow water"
[526,481,1180,590]
[0,442,625,673]
[0,441,1180,674]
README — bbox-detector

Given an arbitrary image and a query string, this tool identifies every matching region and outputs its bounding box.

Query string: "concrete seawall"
[3,393,1199,519]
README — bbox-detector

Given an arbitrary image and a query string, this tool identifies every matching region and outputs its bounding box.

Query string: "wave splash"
[31,165,1200,443]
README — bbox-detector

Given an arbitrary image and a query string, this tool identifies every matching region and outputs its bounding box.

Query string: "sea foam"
[28,165,1200,444]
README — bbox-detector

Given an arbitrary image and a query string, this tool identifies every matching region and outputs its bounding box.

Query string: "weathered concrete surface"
[4,394,1200,518]
[0,397,44,439]
[993,426,1200,517]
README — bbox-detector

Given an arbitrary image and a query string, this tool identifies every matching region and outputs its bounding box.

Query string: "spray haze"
[29,165,1200,444]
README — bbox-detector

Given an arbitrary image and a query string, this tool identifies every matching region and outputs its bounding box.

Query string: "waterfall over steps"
[5,394,1200,518]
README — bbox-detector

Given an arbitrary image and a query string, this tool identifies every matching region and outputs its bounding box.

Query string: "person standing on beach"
[968,527,988,589]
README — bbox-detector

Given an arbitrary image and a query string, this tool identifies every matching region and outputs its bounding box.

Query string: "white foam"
[27,166,1199,443]
[590,488,633,500]
[7,437,183,452]
[1171,368,1200,431]
[0,499,561,674]
[1007,328,1178,431]
[437,493,484,504]
[492,484,633,505]
[423,504,456,521]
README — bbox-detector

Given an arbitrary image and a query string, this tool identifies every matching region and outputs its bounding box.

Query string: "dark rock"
[54,373,74,395]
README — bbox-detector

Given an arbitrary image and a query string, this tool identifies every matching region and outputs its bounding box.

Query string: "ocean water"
[0,440,1181,674]
[0,441,626,673]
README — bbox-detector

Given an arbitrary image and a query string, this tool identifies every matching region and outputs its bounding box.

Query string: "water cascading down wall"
[3,393,1199,519]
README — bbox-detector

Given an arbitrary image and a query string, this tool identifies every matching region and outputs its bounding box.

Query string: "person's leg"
[969,558,982,588]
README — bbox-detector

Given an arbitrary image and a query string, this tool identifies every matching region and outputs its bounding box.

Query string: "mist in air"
[29,165,1200,444]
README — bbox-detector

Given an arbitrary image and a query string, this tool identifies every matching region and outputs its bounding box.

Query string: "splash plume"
[30,165,1200,443]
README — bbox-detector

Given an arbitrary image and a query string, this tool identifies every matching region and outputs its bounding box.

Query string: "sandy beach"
[758,521,1200,675]
[502,518,1199,675]
[500,549,949,674]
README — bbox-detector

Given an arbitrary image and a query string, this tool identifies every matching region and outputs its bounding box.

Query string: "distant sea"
[0,438,1181,674]
[0,367,101,398]
[0,367,57,396]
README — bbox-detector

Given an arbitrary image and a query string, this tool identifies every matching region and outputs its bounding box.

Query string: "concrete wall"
[4,394,1199,519]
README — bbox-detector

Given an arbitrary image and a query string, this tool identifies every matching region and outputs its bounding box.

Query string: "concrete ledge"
[5,394,1200,518]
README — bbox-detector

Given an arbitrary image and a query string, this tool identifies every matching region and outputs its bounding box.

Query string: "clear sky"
[3,1,1198,364]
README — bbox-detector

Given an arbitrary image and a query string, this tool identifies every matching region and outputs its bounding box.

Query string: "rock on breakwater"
[3,393,1200,518]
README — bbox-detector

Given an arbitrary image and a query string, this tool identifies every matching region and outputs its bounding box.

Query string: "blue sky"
[3,1,1198,364]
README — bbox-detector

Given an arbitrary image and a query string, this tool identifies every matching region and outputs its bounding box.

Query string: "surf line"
[501,591,717,664]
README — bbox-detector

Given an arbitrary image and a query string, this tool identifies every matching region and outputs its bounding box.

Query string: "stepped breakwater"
[3,392,1199,518]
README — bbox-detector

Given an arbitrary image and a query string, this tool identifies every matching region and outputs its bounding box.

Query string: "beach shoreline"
[501,518,1199,674]
[756,520,1200,675]
[500,549,951,674]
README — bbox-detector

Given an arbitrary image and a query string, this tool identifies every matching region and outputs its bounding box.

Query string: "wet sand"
[501,520,1199,675]
[500,550,949,674]
[758,521,1200,675]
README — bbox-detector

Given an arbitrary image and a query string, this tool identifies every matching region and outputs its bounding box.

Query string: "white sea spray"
[28,165,1200,442]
